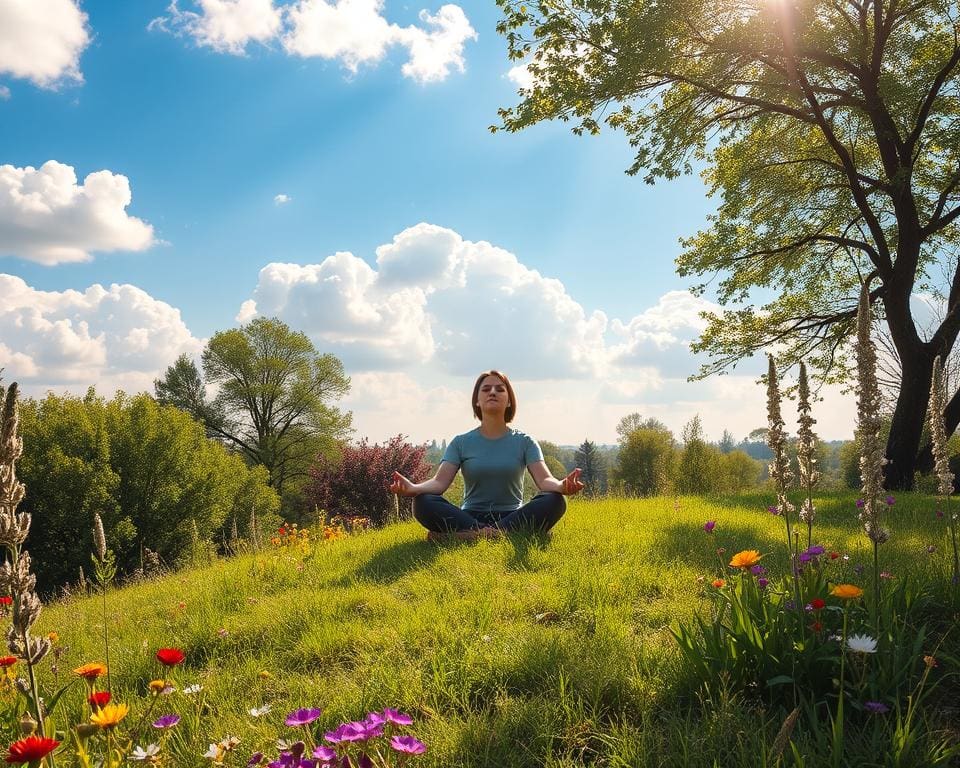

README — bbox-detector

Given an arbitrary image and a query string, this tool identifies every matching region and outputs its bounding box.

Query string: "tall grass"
[11,493,958,767]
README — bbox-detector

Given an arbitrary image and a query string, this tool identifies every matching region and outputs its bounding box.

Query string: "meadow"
[14,492,959,767]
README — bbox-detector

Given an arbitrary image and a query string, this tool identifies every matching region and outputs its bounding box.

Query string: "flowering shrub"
[305,436,431,527]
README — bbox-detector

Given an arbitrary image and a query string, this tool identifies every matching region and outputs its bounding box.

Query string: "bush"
[305,435,431,526]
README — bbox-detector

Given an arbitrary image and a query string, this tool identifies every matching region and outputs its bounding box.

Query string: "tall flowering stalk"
[0,383,56,764]
[766,356,802,618]
[854,280,889,625]
[796,362,820,549]
[929,355,959,587]
[91,512,115,697]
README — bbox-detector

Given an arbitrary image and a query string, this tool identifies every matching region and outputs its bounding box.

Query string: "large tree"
[155,317,352,496]
[496,0,960,488]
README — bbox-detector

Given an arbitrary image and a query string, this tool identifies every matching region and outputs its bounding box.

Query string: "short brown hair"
[471,370,517,423]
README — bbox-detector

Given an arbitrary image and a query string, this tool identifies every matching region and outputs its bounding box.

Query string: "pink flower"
[703,520,716,533]
[390,735,426,754]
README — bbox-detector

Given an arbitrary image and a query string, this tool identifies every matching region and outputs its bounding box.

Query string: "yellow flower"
[73,662,107,680]
[90,702,129,730]
[258,670,271,680]
[148,679,167,694]
[830,584,864,599]
[47,632,59,644]
[728,550,762,569]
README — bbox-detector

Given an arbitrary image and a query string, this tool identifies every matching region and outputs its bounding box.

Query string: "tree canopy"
[496,0,960,487]
[155,317,352,499]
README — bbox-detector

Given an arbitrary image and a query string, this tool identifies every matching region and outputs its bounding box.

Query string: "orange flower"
[711,579,725,588]
[728,550,762,569]
[830,584,864,599]
[73,662,107,680]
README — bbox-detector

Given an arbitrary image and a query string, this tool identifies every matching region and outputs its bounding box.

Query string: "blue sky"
[0,0,856,445]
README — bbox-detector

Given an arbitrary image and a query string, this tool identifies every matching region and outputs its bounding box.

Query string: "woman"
[389,370,584,540]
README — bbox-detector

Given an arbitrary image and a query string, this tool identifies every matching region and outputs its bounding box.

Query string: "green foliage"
[573,439,606,495]
[17,391,279,594]
[610,426,677,496]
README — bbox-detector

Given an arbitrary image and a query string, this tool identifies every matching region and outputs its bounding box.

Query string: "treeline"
[18,390,280,595]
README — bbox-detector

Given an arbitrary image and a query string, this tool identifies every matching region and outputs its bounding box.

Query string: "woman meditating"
[389,370,584,540]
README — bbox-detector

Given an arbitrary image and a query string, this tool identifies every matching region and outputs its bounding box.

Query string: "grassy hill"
[21,493,960,767]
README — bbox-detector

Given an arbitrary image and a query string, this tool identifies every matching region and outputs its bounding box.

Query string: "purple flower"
[313,746,338,762]
[750,565,766,576]
[285,708,323,727]
[757,577,769,589]
[864,701,890,714]
[152,714,181,729]
[383,708,414,726]
[885,495,895,506]
[703,520,716,533]
[784,600,795,610]
[856,499,865,509]
[805,545,825,556]
[364,712,386,727]
[390,735,426,755]
[767,505,780,515]
[246,753,264,768]
[325,722,381,743]
[799,552,812,563]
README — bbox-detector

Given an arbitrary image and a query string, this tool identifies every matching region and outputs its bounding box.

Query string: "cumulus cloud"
[273,193,292,205]
[0,274,203,395]
[149,0,282,54]
[0,0,90,88]
[152,0,476,83]
[0,160,155,265]
[506,63,534,91]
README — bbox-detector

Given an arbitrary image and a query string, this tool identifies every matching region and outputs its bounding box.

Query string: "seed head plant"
[796,362,820,548]
[929,355,959,588]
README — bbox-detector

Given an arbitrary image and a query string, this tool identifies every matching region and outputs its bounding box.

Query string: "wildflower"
[811,621,823,632]
[805,545,825,556]
[390,735,426,754]
[796,362,820,526]
[258,671,271,680]
[383,709,414,726]
[156,648,185,666]
[880,570,893,580]
[923,655,938,668]
[0,656,17,668]
[285,708,322,727]
[810,598,825,610]
[729,550,762,569]
[88,691,111,709]
[750,565,766,575]
[47,632,58,643]
[74,662,107,680]
[217,628,229,638]
[853,563,865,576]
[758,577,769,589]
[152,714,181,729]
[131,744,161,763]
[90,702,129,730]
[0,596,11,606]
[313,746,337,761]
[716,547,726,555]
[829,551,840,560]
[182,684,203,695]
[712,579,725,588]
[856,499,865,509]
[885,495,895,506]
[703,521,716,533]
[846,634,878,653]
[248,705,271,717]
[937,509,944,519]
[149,679,167,694]
[831,584,864,599]
[4,735,60,764]
[246,753,264,767]
[767,505,780,515]
[203,743,224,762]
[864,701,890,714]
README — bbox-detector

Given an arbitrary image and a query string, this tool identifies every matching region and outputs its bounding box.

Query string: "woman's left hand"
[560,468,584,496]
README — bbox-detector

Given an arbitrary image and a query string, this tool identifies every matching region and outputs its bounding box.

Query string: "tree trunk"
[884,349,934,490]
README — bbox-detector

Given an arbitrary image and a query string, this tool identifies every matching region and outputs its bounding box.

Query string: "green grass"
[21,492,960,767]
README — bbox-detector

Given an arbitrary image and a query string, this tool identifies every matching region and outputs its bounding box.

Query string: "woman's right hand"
[389,471,418,497]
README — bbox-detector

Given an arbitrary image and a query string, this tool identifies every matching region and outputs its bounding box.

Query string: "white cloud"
[0,0,90,88]
[0,85,10,100]
[0,274,203,395]
[273,193,292,205]
[506,63,534,91]
[149,0,282,54]
[153,0,475,83]
[0,160,155,265]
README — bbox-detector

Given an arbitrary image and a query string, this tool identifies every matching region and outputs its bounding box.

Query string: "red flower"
[0,596,12,606]
[155,648,185,666]
[88,691,111,709]
[278,527,286,536]
[829,551,840,560]
[811,621,823,632]
[0,656,17,668]
[810,598,826,611]
[5,735,60,764]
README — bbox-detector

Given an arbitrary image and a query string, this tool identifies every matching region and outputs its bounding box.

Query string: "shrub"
[305,436,431,526]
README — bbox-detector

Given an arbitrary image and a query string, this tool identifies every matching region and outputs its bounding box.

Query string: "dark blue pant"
[413,493,566,533]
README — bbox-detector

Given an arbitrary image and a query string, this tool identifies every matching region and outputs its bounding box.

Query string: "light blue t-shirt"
[441,427,544,512]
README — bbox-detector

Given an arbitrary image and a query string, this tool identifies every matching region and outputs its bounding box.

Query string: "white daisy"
[847,634,878,653]
[183,683,203,695]
[131,744,160,763]
[248,705,272,717]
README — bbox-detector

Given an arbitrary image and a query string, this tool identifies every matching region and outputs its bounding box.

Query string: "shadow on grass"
[344,537,445,584]
[651,520,790,573]
[504,530,553,572]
